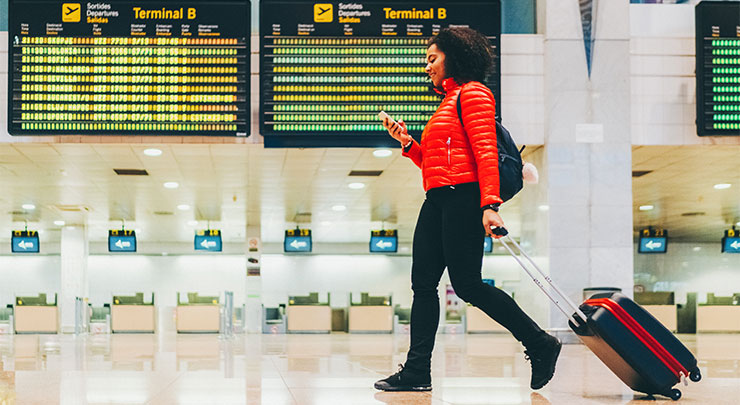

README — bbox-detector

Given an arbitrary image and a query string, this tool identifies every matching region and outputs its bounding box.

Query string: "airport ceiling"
[0,143,738,245]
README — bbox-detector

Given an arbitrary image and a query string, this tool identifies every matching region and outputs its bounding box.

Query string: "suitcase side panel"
[609,293,698,372]
[587,308,678,395]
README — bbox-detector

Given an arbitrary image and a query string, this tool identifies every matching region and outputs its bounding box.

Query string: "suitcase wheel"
[689,369,702,382]
[669,389,682,401]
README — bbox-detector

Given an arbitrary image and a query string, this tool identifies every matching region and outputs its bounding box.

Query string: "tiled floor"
[0,332,737,404]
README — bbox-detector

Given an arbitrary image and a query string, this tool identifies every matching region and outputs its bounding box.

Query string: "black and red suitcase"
[494,231,701,400]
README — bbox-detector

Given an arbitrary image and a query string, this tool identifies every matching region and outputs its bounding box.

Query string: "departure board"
[695,1,740,136]
[8,0,250,136]
[260,0,500,147]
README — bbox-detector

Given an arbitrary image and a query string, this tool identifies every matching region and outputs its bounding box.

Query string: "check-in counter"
[111,293,155,333]
[697,293,740,332]
[348,293,392,333]
[286,293,331,334]
[14,294,58,334]
[176,293,220,333]
[635,292,677,332]
[466,306,507,333]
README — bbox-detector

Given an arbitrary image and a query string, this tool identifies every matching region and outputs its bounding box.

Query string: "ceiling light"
[639,205,654,211]
[332,205,347,212]
[177,204,191,211]
[373,149,392,158]
[163,182,179,189]
[187,220,198,226]
[53,220,65,226]
[693,247,702,252]
[538,205,549,211]
[37,229,45,235]
[134,228,141,234]
[348,182,365,189]
[143,148,162,157]
[22,204,35,210]
[737,221,740,227]
[714,183,731,190]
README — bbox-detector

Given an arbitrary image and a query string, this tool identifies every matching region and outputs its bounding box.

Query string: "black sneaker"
[525,335,562,390]
[374,364,432,392]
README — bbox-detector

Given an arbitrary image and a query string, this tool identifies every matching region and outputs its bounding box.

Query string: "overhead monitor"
[369,229,397,253]
[194,229,222,252]
[722,229,740,253]
[108,229,136,252]
[284,228,312,252]
[8,0,250,137]
[483,236,493,253]
[638,228,667,254]
[695,1,740,136]
[260,0,501,147]
[11,230,39,253]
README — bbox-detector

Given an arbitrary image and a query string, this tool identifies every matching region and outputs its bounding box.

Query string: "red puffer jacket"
[402,78,502,207]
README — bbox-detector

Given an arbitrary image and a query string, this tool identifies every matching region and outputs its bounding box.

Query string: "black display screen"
[695,1,740,136]
[8,0,250,136]
[260,0,501,147]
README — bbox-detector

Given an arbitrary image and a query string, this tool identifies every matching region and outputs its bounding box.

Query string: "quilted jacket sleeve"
[402,140,423,169]
[459,83,503,207]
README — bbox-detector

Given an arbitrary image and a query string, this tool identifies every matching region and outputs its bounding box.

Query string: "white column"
[60,226,89,333]
[244,225,262,333]
[535,0,633,334]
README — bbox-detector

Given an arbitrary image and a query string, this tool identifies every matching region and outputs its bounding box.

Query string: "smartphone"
[377,110,399,131]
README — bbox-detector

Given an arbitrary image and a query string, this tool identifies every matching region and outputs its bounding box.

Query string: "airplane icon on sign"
[313,4,333,22]
[65,5,79,15]
[317,6,330,15]
[62,3,81,22]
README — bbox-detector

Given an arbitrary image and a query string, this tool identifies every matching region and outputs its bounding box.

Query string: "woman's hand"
[385,118,412,146]
[482,209,505,239]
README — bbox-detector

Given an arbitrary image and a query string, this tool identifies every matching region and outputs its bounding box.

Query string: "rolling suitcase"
[492,229,701,400]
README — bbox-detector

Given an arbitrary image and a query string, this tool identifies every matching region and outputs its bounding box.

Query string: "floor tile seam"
[269,354,300,405]
[143,370,187,405]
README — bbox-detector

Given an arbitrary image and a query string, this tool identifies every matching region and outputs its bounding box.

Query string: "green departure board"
[260,0,501,147]
[8,0,250,136]
[695,1,740,136]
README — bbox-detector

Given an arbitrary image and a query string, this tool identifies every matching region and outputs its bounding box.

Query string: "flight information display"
[8,0,250,136]
[695,1,740,136]
[260,0,501,147]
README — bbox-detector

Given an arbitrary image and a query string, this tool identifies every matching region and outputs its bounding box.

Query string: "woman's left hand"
[482,209,505,238]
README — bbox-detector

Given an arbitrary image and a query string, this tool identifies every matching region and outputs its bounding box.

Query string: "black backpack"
[456,87,524,202]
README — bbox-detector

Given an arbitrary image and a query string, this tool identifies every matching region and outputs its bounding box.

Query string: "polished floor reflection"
[0,333,737,404]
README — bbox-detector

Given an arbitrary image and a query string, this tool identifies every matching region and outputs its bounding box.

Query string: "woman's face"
[425,44,446,88]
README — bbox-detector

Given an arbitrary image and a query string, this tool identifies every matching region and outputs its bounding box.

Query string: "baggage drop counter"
[697,293,740,332]
[176,293,220,333]
[286,293,331,333]
[348,293,393,333]
[635,292,677,332]
[111,293,155,333]
[14,294,58,334]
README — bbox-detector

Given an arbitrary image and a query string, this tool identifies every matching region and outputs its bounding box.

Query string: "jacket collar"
[433,77,462,95]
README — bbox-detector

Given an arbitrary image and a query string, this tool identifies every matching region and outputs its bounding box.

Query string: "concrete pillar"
[245,225,262,333]
[60,226,88,334]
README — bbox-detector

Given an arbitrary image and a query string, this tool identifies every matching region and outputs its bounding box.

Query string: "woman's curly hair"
[427,27,493,83]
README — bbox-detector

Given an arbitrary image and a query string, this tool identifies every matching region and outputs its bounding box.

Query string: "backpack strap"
[456,83,526,154]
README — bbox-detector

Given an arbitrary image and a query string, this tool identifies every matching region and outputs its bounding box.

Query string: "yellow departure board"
[8,0,250,136]
[260,0,501,147]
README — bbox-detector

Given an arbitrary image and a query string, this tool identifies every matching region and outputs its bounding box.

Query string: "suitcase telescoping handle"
[490,227,588,326]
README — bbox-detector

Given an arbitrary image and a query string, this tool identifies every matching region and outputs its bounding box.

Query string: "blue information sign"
[370,236,397,253]
[109,235,137,252]
[11,235,39,253]
[194,234,222,252]
[483,236,493,253]
[284,236,312,252]
[639,237,667,254]
[722,237,740,253]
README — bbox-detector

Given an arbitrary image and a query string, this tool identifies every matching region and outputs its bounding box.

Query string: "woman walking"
[374,27,561,392]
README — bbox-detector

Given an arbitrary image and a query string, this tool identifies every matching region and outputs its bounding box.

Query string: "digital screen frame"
[259,0,501,147]
[8,0,251,137]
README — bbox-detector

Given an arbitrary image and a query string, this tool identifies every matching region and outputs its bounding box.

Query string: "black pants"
[405,182,545,374]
